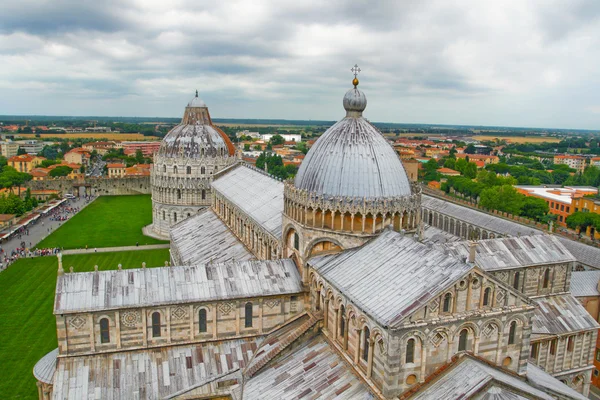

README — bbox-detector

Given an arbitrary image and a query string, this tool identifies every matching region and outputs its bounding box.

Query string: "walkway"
[62,243,170,255]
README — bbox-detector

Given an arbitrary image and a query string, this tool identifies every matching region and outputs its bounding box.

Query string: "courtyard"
[35,195,167,250]
[0,249,170,399]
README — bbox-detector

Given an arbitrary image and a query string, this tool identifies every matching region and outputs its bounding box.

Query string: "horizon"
[2,2,600,130]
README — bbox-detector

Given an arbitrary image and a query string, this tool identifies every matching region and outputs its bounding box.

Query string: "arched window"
[543,269,550,289]
[406,338,415,363]
[513,271,520,289]
[508,321,517,345]
[163,164,166,172]
[177,189,181,199]
[245,302,253,328]
[152,312,161,337]
[201,166,205,174]
[202,189,206,200]
[458,329,468,351]
[339,305,346,341]
[443,293,452,313]
[362,327,370,361]
[199,309,207,333]
[293,233,299,250]
[173,166,178,174]
[100,318,110,343]
[483,287,491,306]
[173,213,177,223]
[186,166,191,174]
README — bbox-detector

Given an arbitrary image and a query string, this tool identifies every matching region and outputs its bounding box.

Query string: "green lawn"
[36,195,167,250]
[0,249,170,399]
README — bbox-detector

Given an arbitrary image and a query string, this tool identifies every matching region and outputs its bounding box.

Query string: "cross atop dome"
[195,89,198,97]
[351,64,361,87]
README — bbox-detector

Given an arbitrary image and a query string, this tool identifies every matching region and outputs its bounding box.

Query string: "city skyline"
[1,1,600,129]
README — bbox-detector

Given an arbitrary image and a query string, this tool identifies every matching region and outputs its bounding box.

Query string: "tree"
[17,147,27,155]
[464,144,476,154]
[520,196,549,221]
[49,166,73,177]
[243,144,251,151]
[253,145,262,151]
[40,159,60,168]
[479,185,524,215]
[269,134,285,146]
[444,158,456,169]
[80,165,86,173]
[449,147,457,158]
[135,149,145,164]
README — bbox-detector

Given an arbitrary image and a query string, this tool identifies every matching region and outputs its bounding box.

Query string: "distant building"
[0,214,16,229]
[236,130,260,139]
[1,141,19,158]
[64,148,91,166]
[554,155,586,173]
[107,163,126,178]
[591,157,600,168]
[456,153,499,165]
[261,133,302,142]
[82,141,117,155]
[516,185,598,226]
[402,159,419,182]
[84,127,111,132]
[16,140,44,155]
[124,164,151,177]
[438,167,461,176]
[8,154,45,173]
[122,141,161,157]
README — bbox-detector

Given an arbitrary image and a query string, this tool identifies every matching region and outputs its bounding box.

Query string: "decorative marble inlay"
[430,332,445,347]
[219,302,235,315]
[471,278,481,289]
[497,271,508,282]
[69,316,85,330]
[172,306,187,320]
[266,299,281,309]
[429,299,440,313]
[496,289,506,304]
[483,324,497,338]
[121,311,141,327]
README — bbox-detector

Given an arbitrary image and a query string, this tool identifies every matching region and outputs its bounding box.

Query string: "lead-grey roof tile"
[531,294,599,335]
[212,165,283,239]
[309,229,472,328]
[170,209,255,265]
[444,235,575,271]
[570,270,600,297]
[54,259,302,314]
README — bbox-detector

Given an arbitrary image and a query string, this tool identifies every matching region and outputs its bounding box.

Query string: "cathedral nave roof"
[423,194,600,270]
[244,335,372,399]
[51,338,260,399]
[212,165,284,239]
[444,234,575,271]
[309,229,473,329]
[54,259,302,314]
[170,209,255,266]
[531,294,599,336]
[407,354,585,400]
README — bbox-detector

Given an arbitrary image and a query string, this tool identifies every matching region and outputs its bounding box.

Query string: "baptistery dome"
[294,82,411,199]
[148,91,237,238]
[158,91,235,159]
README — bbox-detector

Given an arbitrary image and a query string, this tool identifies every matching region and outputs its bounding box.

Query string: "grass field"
[16,133,161,140]
[472,135,562,144]
[0,249,170,399]
[36,195,167,250]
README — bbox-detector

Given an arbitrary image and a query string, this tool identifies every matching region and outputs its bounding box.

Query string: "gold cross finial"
[351,64,361,87]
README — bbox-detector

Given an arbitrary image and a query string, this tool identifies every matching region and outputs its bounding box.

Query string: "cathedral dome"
[293,80,411,199]
[157,91,235,159]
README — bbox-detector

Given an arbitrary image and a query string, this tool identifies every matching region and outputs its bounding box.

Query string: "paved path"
[0,196,95,266]
[62,243,170,255]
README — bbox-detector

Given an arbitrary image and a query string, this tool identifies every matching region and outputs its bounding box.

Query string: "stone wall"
[25,176,151,196]
[56,293,304,357]
[489,263,573,298]
[309,267,534,398]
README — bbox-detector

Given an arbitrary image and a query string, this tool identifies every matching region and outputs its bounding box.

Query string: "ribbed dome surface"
[157,92,235,158]
[294,117,412,198]
[158,124,234,159]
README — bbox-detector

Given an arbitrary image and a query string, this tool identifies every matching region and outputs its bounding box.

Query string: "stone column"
[354,328,362,364]
[367,339,375,378]
[323,299,330,331]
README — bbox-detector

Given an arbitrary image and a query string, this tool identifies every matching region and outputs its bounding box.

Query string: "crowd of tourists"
[0,196,89,271]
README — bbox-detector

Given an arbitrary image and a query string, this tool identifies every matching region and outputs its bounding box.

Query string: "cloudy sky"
[1,0,600,129]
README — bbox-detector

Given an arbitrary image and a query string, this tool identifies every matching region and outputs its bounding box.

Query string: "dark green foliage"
[269,134,285,146]
[255,153,297,180]
[48,165,72,177]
